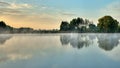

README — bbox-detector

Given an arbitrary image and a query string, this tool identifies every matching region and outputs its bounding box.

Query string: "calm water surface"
[0,33,120,68]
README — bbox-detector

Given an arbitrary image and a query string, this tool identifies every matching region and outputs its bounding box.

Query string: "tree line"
[0,21,59,33]
[60,15,120,33]
[0,15,120,33]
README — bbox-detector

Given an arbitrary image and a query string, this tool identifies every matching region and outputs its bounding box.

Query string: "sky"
[0,0,120,29]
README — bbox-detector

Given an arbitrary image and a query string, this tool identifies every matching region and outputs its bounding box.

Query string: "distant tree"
[60,17,94,32]
[0,21,14,33]
[69,19,77,30]
[0,21,7,28]
[88,24,98,32]
[76,17,84,24]
[18,27,33,33]
[60,21,69,31]
[97,16,119,33]
[80,26,87,33]
[84,19,91,25]
[117,25,120,32]
[69,17,84,30]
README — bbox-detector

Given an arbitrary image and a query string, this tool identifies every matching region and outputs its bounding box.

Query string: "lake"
[0,33,120,68]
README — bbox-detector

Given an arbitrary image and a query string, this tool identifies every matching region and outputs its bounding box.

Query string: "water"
[0,33,120,68]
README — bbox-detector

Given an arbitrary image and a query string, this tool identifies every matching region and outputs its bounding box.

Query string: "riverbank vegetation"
[0,15,120,33]
[60,16,120,33]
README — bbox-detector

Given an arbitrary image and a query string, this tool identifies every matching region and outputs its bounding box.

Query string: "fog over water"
[0,34,120,68]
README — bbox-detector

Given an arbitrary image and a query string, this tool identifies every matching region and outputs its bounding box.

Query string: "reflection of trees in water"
[0,57,8,63]
[97,34,120,51]
[60,34,96,49]
[60,34,120,51]
[0,35,12,45]
[60,35,70,45]
[0,35,12,63]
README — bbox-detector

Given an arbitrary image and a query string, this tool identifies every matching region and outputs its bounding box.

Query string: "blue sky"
[0,0,120,29]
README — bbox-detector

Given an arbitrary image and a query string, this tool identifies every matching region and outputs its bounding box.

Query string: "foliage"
[97,16,119,33]
[60,17,93,32]
[117,26,120,32]
[88,24,98,32]
[60,21,69,31]
[0,15,120,33]
[0,21,7,28]
[69,18,84,30]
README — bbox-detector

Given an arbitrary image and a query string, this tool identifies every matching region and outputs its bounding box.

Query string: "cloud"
[0,1,32,15]
[0,1,61,29]
[0,8,23,15]
[8,3,32,9]
[0,13,61,29]
[0,1,69,29]
[60,12,76,16]
[106,2,120,12]
[101,1,120,22]
[0,1,10,7]
[0,1,32,9]
[41,6,48,9]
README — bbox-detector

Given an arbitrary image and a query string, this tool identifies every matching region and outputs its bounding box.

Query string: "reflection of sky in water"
[0,34,120,68]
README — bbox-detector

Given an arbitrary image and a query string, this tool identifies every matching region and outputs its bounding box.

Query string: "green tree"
[69,17,84,30]
[117,26,120,32]
[0,21,7,28]
[84,19,91,25]
[97,16,119,33]
[88,24,98,32]
[80,26,87,33]
[60,21,69,31]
